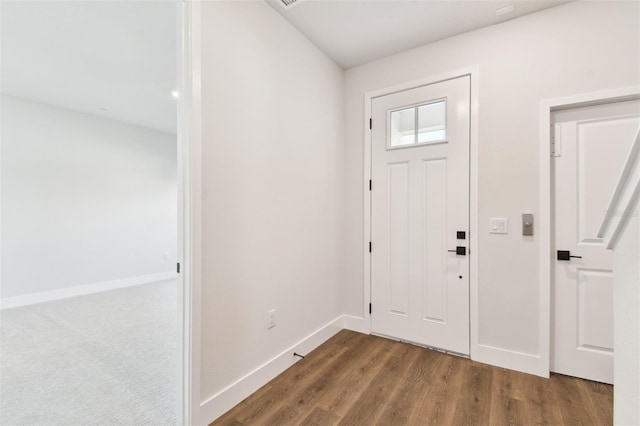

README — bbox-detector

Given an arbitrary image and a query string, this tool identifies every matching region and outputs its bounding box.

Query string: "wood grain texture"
[211,330,613,426]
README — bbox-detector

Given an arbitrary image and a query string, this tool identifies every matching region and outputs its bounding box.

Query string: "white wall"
[198,0,344,420]
[1,95,177,299]
[343,1,640,368]
[613,211,640,425]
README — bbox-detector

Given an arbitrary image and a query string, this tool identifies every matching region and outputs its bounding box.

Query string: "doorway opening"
[0,2,184,424]
[362,67,479,360]
[550,99,640,384]
[539,86,640,381]
[369,76,471,355]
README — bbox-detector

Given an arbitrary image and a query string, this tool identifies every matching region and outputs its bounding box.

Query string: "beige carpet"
[0,279,177,426]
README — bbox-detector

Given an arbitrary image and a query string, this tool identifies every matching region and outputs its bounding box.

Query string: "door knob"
[448,246,466,256]
[557,250,582,261]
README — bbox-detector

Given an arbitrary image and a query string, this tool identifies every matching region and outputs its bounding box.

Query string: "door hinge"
[551,123,562,157]
[369,118,372,130]
[369,242,372,253]
[369,303,372,314]
[177,263,181,274]
[369,180,372,191]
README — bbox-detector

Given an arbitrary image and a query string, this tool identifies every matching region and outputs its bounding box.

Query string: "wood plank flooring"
[211,330,613,426]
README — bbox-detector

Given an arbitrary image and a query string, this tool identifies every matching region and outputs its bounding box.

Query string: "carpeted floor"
[0,279,177,426]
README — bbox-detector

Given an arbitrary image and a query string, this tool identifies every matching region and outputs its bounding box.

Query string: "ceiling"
[265,0,571,69]
[1,1,177,134]
[1,0,570,133]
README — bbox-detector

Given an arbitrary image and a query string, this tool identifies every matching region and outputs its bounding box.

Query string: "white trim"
[468,68,480,367]
[177,1,202,424]
[362,65,480,359]
[539,85,640,379]
[363,88,372,333]
[342,315,369,334]
[0,271,176,310]
[475,344,543,376]
[199,316,344,425]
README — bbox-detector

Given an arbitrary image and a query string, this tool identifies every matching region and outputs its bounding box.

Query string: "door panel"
[552,99,640,384]
[422,158,447,323]
[370,76,470,355]
[387,162,410,316]
[577,269,613,352]
[578,119,638,242]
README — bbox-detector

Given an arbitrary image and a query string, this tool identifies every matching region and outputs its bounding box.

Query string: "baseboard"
[0,271,177,310]
[342,315,369,334]
[345,317,546,377]
[195,315,552,424]
[473,343,547,378]
[199,315,344,425]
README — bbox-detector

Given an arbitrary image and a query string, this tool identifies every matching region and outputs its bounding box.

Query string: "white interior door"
[370,76,470,355]
[552,99,640,384]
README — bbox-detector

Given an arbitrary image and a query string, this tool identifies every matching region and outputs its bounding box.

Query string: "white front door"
[370,76,470,355]
[552,99,640,384]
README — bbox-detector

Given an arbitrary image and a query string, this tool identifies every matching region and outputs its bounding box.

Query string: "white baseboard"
[0,271,177,310]
[342,315,369,334]
[473,343,547,378]
[196,315,553,424]
[342,316,548,376]
[199,315,344,425]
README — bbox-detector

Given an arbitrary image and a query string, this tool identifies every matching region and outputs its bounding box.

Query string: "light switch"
[489,218,508,234]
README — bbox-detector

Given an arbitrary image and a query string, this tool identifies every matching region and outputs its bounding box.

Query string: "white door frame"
[538,85,640,378]
[363,66,479,356]
[177,1,202,424]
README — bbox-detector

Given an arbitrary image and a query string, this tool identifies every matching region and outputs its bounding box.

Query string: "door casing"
[178,1,202,424]
[362,66,479,358]
[539,86,640,379]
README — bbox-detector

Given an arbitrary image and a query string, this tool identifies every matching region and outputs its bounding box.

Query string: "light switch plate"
[522,213,534,236]
[489,218,508,234]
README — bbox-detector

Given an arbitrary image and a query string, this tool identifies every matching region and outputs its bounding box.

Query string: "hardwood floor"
[211,330,613,426]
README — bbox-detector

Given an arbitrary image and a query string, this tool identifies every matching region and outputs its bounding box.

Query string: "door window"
[388,99,446,149]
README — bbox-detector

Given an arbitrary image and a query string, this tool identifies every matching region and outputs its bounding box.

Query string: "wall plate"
[522,213,534,236]
[489,218,508,234]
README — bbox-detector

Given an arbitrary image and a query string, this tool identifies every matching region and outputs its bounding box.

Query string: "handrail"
[597,126,640,249]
